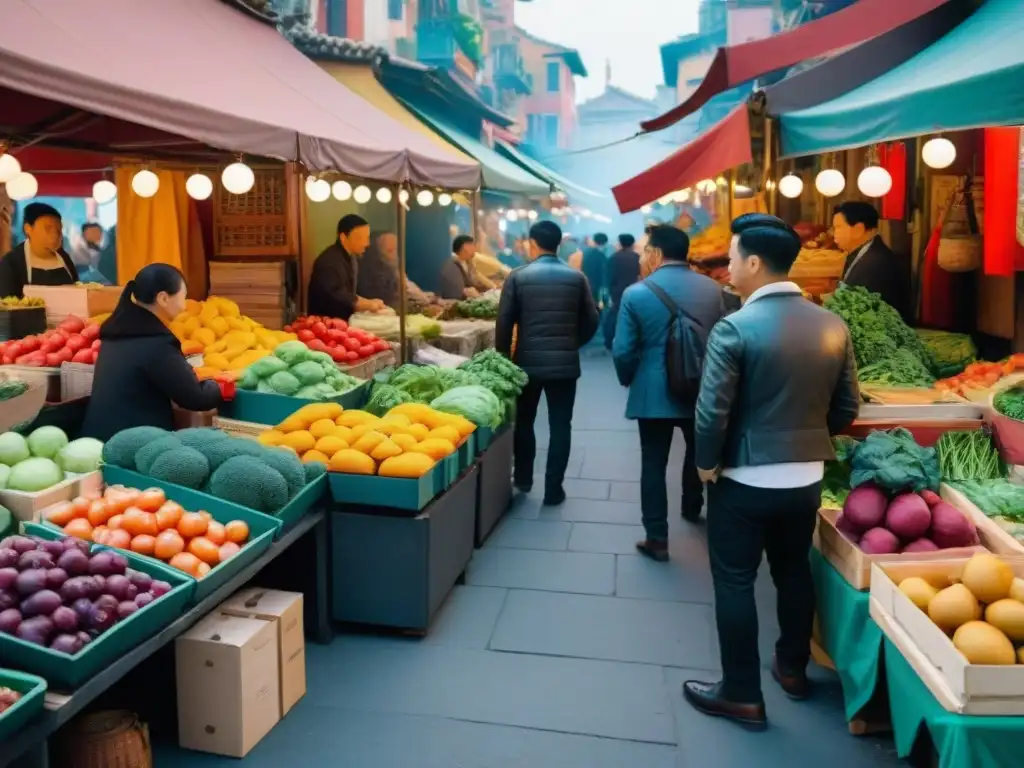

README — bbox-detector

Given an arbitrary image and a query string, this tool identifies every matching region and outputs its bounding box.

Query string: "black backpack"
[645,281,708,405]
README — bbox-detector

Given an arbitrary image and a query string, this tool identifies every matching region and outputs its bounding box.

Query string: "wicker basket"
[0,372,46,432]
[937,180,982,273]
[54,710,151,768]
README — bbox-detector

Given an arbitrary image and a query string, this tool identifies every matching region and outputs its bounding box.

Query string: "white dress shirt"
[720,281,825,490]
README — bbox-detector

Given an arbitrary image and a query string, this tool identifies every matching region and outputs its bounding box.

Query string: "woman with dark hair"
[81,264,226,440]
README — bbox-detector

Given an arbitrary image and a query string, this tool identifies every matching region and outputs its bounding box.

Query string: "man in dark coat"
[603,233,641,349]
[684,214,860,729]
[580,232,608,305]
[496,220,600,505]
[832,201,909,318]
[356,231,400,308]
[307,214,384,320]
[438,235,493,300]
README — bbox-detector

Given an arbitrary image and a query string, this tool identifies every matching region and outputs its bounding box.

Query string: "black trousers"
[513,378,578,492]
[706,477,821,703]
[603,303,619,350]
[637,418,703,541]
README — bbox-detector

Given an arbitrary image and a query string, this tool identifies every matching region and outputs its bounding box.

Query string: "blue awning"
[401,102,550,196]
[494,140,603,201]
[780,0,1024,157]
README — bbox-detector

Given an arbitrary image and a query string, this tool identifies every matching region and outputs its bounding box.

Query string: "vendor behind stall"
[308,214,385,320]
[833,201,909,317]
[439,235,494,300]
[0,202,79,297]
[81,264,225,441]
[356,230,437,307]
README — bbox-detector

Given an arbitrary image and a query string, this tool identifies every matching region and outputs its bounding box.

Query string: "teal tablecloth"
[810,548,885,720]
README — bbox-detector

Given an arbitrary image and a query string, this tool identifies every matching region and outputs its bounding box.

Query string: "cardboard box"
[869,556,1024,715]
[221,588,306,716]
[175,612,280,757]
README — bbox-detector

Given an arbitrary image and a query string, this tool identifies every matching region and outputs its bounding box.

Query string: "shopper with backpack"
[683,214,859,729]
[612,225,724,561]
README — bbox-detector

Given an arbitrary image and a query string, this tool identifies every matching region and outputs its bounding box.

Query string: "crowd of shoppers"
[499,213,860,732]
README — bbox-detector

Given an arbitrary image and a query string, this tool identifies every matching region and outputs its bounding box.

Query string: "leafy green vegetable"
[857,348,934,388]
[936,429,1003,482]
[366,383,414,416]
[459,349,528,391]
[953,479,1024,523]
[915,329,976,378]
[454,296,499,319]
[430,385,504,428]
[821,436,859,509]
[849,428,940,493]
[994,386,1024,421]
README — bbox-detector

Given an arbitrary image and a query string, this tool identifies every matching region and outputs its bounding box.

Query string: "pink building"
[515,27,587,151]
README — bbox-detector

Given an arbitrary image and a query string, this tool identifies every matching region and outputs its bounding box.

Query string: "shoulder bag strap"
[645,280,702,327]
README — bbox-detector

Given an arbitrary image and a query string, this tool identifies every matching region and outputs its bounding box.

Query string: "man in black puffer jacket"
[497,220,600,505]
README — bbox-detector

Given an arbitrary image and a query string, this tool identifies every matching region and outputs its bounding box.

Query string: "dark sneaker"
[635,539,669,562]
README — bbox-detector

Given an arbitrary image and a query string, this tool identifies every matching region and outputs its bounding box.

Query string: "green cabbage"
[26,426,68,459]
[8,457,64,492]
[274,341,311,367]
[0,432,30,466]
[56,438,104,473]
[430,385,503,428]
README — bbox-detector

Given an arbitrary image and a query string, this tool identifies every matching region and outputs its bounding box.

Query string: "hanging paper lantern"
[778,174,804,199]
[353,185,371,204]
[184,174,213,201]
[857,166,893,198]
[306,178,330,202]
[221,162,254,195]
[131,169,160,198]
[438,193,452,207]
[5,172,38,201]
[922,137,956,170]
[416,190,433,207]
[375,187,392,204]
[92,180,118,205]
[527,210,538,221]
[0,154,22,184]
[814,169,845,198]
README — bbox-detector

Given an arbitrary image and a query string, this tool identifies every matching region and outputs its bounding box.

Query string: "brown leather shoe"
[771,656,810,700]
[682,680,767,730]
[635,539,669,562]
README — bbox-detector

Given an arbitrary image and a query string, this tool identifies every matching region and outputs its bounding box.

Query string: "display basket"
[0,668,47,742]
[337,349,396,380]
[328,461,447,512]
[53,710,152,768]
[0,370,47,432]
[4,364,61,402]
[60,361,95,400]
[0,305,47,341]
[217,381,369,426]
[23,285,122,327]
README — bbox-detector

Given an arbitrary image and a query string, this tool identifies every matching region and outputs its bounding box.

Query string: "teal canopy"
[401,102,550,196]
[494,141,603,201]
[780,0,1024,157]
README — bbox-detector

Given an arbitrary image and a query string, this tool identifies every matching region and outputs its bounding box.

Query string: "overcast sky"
[514,0,701,102]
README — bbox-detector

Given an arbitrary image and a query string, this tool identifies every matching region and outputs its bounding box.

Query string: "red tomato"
[20,337,40,352]
[44,353,62,367]
[71,348,93,364]
[65,334,88,352]
[358,344,374,358]
[345,350,359,362]
[343,337,361,352]
[328,329,346,343]
[330,318,348,331]
[91,339,101,351]
[312,321,328,338]
[59,316,85,334]
[307,339,329,353]
[42,336,64,353]
[5,342,22,358]
[283,325,294,332]
[55,347,74,364]
[1,355,13,366]
[297,329,315,342]
[81,324,100,341]
[329,347,347,363]
[372,340,389,353]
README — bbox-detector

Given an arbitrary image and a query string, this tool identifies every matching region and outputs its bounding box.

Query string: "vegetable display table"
[474,426,512,546]
[330,466,479,632]
[0,511,331,768]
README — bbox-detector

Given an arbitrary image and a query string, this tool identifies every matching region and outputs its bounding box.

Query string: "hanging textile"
[920,222,954,329]
[983,127,1023,277]
[878,142,907,221]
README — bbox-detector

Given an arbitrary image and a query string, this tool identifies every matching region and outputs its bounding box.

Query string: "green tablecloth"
[810,548,885,719]
[884,639,1024,768]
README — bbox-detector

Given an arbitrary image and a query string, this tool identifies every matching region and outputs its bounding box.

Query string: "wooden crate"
[208,260,287,330]
[940,483,1024,557]
[816,507,984,590]
[870,557,1024,715]
[213,165,299,258]
[23,285,122,327]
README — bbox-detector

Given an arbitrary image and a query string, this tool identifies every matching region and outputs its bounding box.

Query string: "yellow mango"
[213,297,241,317]
[352,430,387,455]
[206,338,228,353]
[328,449,376,475]
[181,315,201,338]
[226,317,248,332]
[407,423,429,441]
[208,316,230,338]
[378,453,436,478]
[295,402,344,423]
[410,438,456,460]
[387,403,433,423]
[183,299,201,316]
[190,327,216,347]
[169,321,188,340]
[448,415,476,437]
[228,350,265,370]
[192,366,219,380]
[281,431,316,454]
[427,426,461,444]
[333,425,354,443]
[375,419,412,437]
[315,435,349,456]
[302,450,330,465]
[309,419,339,440]
[339,410,378,428]
[391,433,417,451]
[258,430,287,447]
[202,352,230,371]
[349,422,382,441]
[198,302,219,323]
[370,439,403,461]
[277,415,309,433]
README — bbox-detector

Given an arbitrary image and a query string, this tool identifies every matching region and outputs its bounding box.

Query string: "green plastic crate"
[100,465,324,536]
[457,434,476,471]
[0,668,47,742]
[2,525,193,689]
[328,461,444,511]
[218,383,369,426]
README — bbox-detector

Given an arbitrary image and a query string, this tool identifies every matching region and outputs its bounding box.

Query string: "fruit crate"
[22,285,122,328]
[217,382,369,426]
[0,306,46,341]
[0,668,47,741]
[1,525,193,689]
[59,361,95,400]
[328,461,447,512]
[336,350,396,380]
[0,471,102,525]
[0,371,47,433]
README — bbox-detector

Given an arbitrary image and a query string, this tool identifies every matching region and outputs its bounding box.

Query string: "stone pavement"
[157,355,905,767]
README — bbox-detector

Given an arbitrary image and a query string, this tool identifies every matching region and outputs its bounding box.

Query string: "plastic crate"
[217,382,369,426]
[0,525,193,689]
[328,461,445,512]
[0,306,46,341]
[0,668,47,741]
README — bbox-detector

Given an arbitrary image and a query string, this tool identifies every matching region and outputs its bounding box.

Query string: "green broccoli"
[303,460,326,483]
[148,447,211,489]
[101,427,170,469]
[196,435,264,472]
[134,435,184,475]
[258,447,306,498]
[209,455,289,512]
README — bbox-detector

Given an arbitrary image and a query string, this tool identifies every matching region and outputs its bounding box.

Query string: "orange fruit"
[107,514,123,531]
[187,536,221,565]
[91,526,110,545]
[198,510,213,523]
[69,496,91,519]
[178,512,208,539]
[136,488,166,513]
[106,529,132,550]
[218,542,241,562]
[224,520,249,544]
[196,562,212,578]
[154,530,185,561]
[130,534,156,556]
[120,507,145,536]
[205,521,226,546]
[46,502,75,527]
[87,500,111,528]
[155,501,184,531]
[64,518,93,541]
[169,552,202,576]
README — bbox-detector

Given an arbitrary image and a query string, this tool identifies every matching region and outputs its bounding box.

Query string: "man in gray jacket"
[496,220,600,505]
[683,214,859,729]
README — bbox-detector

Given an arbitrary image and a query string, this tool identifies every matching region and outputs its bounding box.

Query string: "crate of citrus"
[258,402,475,511]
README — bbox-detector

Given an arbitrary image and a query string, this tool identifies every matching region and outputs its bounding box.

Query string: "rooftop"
[659,28,727,87]
[514,26,589,77]
[285,24,387,64]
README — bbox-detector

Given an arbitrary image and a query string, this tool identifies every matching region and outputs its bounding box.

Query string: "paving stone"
[467,547,616,595]
[616,541,715,605]
[534,449,584,478]
[527,476,610,500]
[579,449,642,481]
[487,518,572,551]
[610,481,641,502]
[568,522,646,554]
[303,638,677,744]
[422,586,508,650]
[490,590,718,669]
[512,497,642,526]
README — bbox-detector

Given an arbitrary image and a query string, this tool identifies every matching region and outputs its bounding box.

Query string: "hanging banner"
[1017,127,1024,247]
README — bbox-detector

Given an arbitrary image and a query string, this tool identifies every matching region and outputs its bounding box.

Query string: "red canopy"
[612,105,752,214]
[7,148,111,198]
[641,0,953,133]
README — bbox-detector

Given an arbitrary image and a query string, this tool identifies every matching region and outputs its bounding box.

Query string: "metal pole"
[762,116,774,215]
[727,167,736,222]
[396,184,408,365]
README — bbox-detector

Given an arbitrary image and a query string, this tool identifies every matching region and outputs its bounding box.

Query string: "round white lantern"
[92,180,118,205]
[221,162,254,195]
[329,181,351,201]
[506,209,519,222]
[527,210,538,221]
[375,187,392,204]
[185,174,213,201]
[922,137,956,170]
[438,193,452,207]
[306,178,331,203]
[640,205,653,214]
[131,169,160,198]
[5,172,38,201]
[778,174,804,199]
[0,154,22,184]
[814,169,845,198]
[857,166,893,198]
[416,189,433,207]
[353,185,371,204]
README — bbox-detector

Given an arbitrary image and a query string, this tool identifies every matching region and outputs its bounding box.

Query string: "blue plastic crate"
[218,383,369,426]
[328,461,445,512]
[0,668,46,741]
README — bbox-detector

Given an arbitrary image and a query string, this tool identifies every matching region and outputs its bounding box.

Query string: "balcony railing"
[493,44,531,94]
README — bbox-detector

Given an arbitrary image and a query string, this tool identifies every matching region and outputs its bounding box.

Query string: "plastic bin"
[0,668,47,741]
[218,382,369,427]
[328,461,446,512]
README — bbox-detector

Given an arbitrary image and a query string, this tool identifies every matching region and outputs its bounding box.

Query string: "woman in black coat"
[81,264,223,441]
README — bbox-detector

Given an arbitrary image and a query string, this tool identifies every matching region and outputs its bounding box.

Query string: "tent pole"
[396,184,408,365]
[762,116,774,215]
